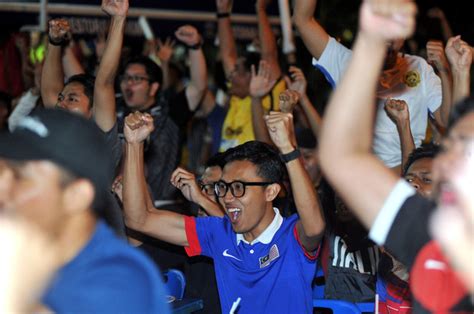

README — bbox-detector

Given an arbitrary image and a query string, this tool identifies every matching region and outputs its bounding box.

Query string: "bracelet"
[187,37,203,50]
[279,148,301,163]
[48,36,70,47]
[216,12,230,19]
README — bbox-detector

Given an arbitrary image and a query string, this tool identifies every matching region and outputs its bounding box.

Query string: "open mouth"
[124,89,133,101]
[227,207,242,223]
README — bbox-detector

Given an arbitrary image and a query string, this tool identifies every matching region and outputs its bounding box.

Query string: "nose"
[223,186,235,203]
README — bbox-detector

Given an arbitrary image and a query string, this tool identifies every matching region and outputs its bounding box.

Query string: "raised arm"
[265,107,324,252]
[318,0,417,229]
[256,0,282,81]
[445,36,472,105]
[92,0,128,132]
[249,60,277,144]
[292,0,329,60]
[41,19,70,108]
[216,0,238,77]
[427,7,454,43]
[175,25,207,111]
[384,99,415,174]
[155,37,176,91]
[123,112,188,246]
[170,167,224,217]
[62,42,85,79]
[285,66,322,137]
[427,40,453,128]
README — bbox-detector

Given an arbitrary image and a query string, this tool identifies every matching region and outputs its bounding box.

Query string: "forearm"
[41,44,64,107]
[93,16,125,131]
[299,94,322,137]
[123,142,150,229]
[160,61,171,90]
[186,48,208,111]
[62,45,84,79]
[194,194,224,217]
[292,0,329,60]
[452,70,470,105]
[286,155,325,250]
[396,120,415,174]
[217,16,237,76]
[439,18,454,42]
[256,5,281,80]
[433,69,453,128]
[251,96,272,144]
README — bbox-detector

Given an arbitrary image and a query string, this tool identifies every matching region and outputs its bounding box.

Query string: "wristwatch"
[280,148,301,163]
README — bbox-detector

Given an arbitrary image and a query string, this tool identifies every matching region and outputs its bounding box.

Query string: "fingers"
[251,64,257,78]
[170,167,197,190]
[125,112,153,130]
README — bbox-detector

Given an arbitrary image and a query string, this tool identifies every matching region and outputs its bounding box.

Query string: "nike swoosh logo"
[424,259,446,270]
[223,249,242,261]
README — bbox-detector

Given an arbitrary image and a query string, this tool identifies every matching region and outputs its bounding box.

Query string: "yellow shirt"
[219,78,286,152]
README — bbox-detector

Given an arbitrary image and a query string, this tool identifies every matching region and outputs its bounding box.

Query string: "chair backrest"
[163,269,186,300]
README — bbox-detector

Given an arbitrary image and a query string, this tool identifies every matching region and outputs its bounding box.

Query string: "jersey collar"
[236,207,283,246]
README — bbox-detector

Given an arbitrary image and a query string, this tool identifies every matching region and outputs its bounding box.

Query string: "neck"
[55,211,97,266]
[243,204,275,243]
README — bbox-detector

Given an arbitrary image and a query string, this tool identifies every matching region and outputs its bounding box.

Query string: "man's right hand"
[48,19,71,45]
[124,112,154,143]
[216,0,233,13]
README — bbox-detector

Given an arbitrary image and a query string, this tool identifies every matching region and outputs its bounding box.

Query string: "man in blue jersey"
[122,91,325,313]
[0,109,170,313]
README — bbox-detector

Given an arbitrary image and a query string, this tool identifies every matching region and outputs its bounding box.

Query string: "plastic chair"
[312,265,375,314]
[163,269,186,300]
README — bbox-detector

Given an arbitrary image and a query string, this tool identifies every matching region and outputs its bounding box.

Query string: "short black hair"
[296,128,317,149]
[65,74,95,109]
[205,151,227,169]
[447,96,474,131]
[124,56,163,88]
[223,141,285,183]
[403,143,440,176]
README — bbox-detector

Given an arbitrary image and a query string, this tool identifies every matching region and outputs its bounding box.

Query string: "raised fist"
[48,19,71,46]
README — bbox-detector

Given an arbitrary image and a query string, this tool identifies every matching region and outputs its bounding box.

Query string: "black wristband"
[280,148,301,163]
[216,12,230,19]
[48,36,70,47]
[187,37,203,50]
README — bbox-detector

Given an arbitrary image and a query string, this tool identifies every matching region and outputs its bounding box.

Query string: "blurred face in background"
[120,63,159,111]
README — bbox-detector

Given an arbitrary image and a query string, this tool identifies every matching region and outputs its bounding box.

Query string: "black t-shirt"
[385,194,473,313]
[118,89,195,201]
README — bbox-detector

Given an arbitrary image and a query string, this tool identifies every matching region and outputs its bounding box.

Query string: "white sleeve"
[369,179,416,245]
[8,90,39,132]
[422,59,442,113]
[312,37,352,87]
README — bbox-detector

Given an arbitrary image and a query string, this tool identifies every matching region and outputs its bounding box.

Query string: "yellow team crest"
[404,70,421,87]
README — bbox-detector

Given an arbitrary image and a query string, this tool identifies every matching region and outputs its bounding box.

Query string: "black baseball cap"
[0,109,113,212]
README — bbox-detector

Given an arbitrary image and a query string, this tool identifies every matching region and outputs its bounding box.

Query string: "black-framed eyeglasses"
[119,74,150,85]
[214,180,274,198]
[199,180,216,196]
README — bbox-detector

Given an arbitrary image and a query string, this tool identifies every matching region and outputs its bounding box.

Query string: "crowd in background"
[0,0,473,313]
